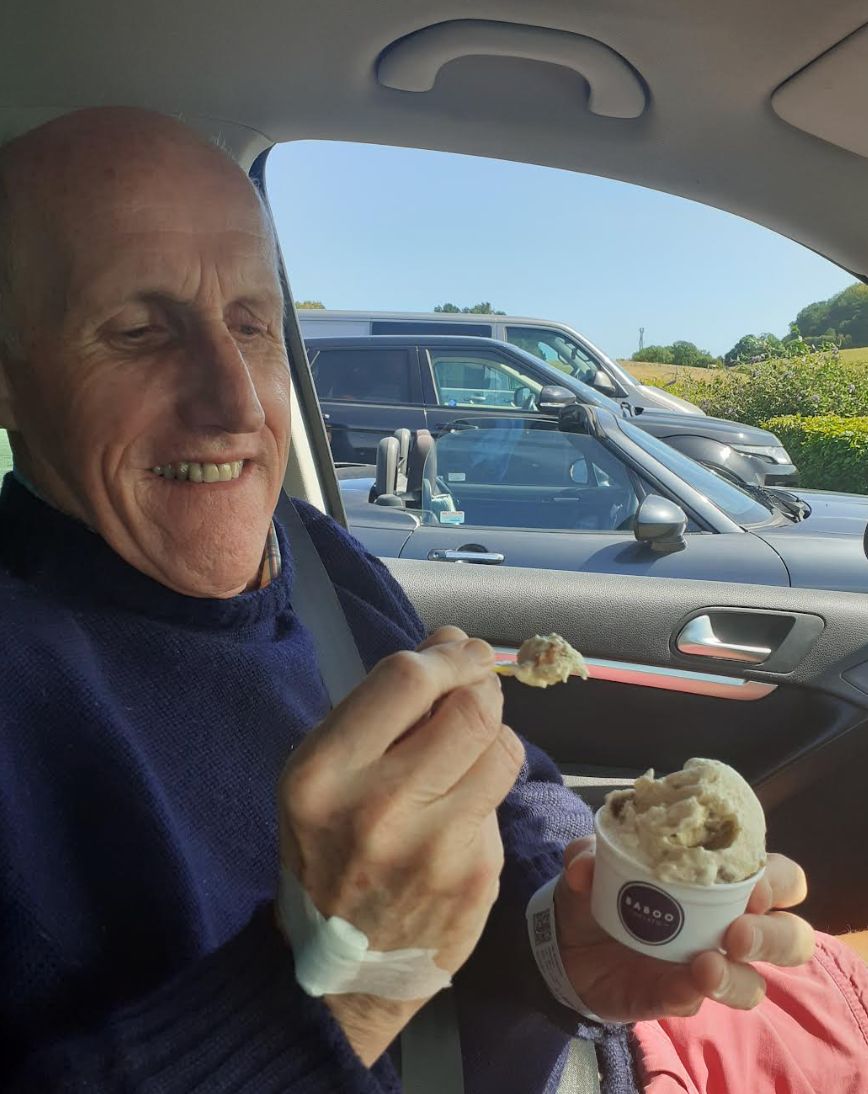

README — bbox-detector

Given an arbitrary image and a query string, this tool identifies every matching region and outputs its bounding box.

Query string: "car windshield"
[616,419,773,525]
[419,419,641,532]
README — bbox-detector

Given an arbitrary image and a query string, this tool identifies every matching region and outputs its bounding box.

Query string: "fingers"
[417,625,469,651]
[317,635,496,765]
[390,673,506,799]
[691,950,767,1010]
[747,853,808,914]
[724,910,815,967]
[562,838,596,895]
[438,723,526,821]
[765,853,809,909]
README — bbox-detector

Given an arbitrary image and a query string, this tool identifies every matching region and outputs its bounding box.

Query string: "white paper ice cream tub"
[590,808,764,963]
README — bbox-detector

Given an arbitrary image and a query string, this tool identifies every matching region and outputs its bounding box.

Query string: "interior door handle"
[676,615,772,664]
[427,549,505,565]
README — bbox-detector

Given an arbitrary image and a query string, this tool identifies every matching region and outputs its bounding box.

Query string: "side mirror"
[592,371,618,395]
[634,495,688,554]
[538,384,577,411]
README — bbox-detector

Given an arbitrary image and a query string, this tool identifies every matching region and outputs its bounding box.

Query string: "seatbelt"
[278,496,600,1094]
[276,493,465,1093]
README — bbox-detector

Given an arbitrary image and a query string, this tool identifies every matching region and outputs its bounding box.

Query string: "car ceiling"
[2,1,868,278]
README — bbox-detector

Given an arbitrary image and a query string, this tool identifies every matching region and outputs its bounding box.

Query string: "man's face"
[6,154,291,597]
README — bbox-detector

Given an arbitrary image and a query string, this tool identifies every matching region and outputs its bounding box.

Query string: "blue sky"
[267,141,853,361]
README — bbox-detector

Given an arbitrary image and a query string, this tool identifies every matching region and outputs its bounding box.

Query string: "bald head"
[0,108,277,358]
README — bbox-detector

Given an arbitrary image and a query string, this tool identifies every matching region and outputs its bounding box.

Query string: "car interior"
[3,0,868,945]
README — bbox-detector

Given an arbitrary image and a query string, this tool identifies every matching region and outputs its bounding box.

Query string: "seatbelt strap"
[276,493,465,1093]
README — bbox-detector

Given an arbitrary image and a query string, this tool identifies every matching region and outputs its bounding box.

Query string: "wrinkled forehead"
[18,157,281,321]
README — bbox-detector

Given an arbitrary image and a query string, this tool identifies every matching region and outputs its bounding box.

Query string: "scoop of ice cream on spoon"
[498,633,588,688]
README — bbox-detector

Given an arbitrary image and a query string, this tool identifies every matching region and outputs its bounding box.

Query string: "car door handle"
[427,549,505,564]
[676,615,772,664]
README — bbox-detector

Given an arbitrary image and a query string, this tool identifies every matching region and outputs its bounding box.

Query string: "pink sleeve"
[631,932,868,1094]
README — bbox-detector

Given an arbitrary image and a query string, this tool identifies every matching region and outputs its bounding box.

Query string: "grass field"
[621,361,721,387]
[623,348,868,390]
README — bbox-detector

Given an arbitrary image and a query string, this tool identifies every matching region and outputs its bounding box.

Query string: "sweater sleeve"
[9,905,401,1094]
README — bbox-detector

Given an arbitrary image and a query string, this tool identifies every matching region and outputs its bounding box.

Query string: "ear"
[0,356,18,430]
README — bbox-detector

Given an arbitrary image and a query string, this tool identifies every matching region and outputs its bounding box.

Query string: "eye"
[121,325,164,341]
[234,322,265,338]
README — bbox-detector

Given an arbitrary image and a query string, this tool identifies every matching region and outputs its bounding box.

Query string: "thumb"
[563,836,596,895]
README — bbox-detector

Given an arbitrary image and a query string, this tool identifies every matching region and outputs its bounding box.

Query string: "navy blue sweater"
[0,473,638,1093]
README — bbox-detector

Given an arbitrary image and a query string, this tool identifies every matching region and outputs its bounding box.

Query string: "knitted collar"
[0,472,294,630]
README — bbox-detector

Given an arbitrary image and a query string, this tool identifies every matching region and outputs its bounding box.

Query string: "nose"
[179,324,266,435]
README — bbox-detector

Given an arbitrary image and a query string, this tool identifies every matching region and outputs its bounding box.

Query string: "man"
[0,108,861,1093]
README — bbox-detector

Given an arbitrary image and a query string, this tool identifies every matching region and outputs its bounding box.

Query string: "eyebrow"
[107,288,287,318]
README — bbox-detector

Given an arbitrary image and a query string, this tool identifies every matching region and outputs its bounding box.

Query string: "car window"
[311,348,412,404]
[617,419,773,525]
[372,320,492,337]
[506,326,599,385]
[420,421,642,532]
[0,429,11,478]
[429,350,542,410]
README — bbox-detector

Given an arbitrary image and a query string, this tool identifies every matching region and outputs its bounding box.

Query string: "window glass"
[430,351,542,410]
[421,421,641,532]
[506,326,599,385]
[312,349,412,404]
[0,429,11,477]
[617,420,772,525]
[372,320,491,337]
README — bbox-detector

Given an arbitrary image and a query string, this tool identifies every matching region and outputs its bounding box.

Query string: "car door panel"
[399,523,792,585]
[384,558,868,931]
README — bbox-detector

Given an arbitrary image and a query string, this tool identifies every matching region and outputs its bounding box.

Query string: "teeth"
[153,460,244,483]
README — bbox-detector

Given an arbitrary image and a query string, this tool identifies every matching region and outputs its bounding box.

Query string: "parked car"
[299,308,705,416]
[340,407,868,592]
[307,334,798,486]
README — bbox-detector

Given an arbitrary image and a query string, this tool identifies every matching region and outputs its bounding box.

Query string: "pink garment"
[632,933,868,1093]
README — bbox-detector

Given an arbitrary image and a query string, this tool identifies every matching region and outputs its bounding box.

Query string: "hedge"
[762,415,868,495]
[666,352,868,427]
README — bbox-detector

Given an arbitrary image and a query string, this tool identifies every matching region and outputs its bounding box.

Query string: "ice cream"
[598,759,766,886]
[512,633,588,688]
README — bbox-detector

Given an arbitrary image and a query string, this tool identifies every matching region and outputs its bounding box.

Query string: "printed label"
[617,882,684,945]
[439,511,465,525]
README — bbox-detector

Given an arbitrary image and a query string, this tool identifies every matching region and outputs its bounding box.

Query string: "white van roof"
[296,309,572,327]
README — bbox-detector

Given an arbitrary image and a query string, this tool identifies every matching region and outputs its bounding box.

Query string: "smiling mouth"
[151,460,245,483]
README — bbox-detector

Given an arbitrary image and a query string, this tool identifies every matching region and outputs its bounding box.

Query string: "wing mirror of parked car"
[538,384,578,412]
[633,494,688,554]
[592,371,618,395]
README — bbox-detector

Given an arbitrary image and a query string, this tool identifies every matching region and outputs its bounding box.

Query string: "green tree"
[631,345,674,364]
[793,282,868,347]
[296,300,325,309]
[671,340,712,367]
[724,332,784,365]
[433,302,506,315]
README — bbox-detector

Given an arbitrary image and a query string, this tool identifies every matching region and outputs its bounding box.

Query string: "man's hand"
[553,839,816,1023]
[277,627,525,1064]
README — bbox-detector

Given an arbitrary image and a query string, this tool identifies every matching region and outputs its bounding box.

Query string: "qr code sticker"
[532,909,552,946]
